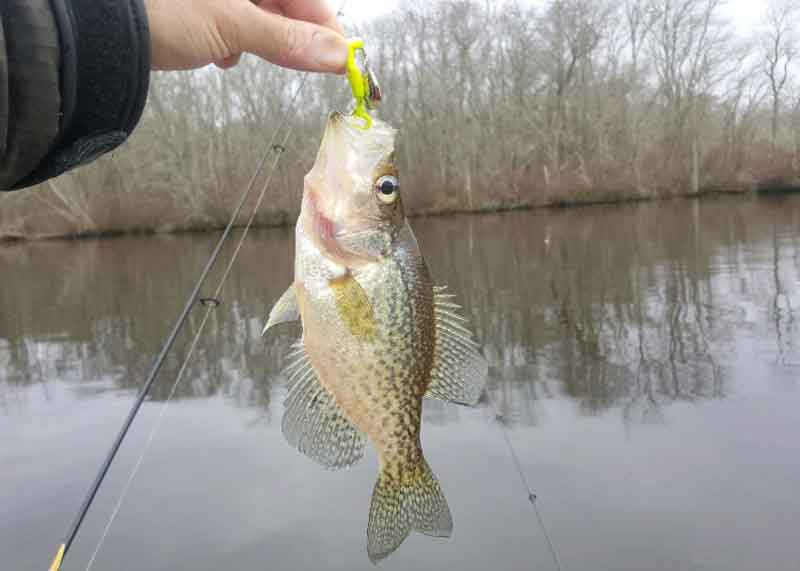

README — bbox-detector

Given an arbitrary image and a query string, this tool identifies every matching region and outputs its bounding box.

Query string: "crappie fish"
[263,111,487,562]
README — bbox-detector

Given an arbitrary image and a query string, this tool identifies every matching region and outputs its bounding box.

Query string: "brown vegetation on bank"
[3,0,800,241]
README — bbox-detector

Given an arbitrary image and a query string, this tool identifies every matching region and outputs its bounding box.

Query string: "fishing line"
[49,66,312,571]
[487,395,565,571]
[83,113,301,571]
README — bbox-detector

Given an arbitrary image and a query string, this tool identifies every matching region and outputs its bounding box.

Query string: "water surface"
[2,195,800,570]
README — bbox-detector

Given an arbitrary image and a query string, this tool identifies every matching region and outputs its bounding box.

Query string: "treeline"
[2,0,800,239]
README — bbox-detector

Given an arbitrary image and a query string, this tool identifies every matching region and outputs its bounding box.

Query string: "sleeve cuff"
[10,0,150,190]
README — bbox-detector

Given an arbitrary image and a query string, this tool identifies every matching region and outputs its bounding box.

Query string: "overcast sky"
[337,0,765,37]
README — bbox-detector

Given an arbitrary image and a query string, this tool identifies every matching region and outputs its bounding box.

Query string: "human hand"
[145,0,347,73]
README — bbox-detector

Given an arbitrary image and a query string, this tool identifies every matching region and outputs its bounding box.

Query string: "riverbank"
[2,176,798,244]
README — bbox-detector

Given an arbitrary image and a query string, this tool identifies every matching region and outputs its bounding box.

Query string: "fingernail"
[312,31,348,74]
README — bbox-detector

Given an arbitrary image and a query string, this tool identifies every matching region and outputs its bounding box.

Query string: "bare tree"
[762,0,799,156]
[624,0,660,190]
[648,0,735,192]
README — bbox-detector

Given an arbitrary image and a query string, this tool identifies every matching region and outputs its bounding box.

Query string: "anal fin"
[425,286,488,406]
[281,341,366,469]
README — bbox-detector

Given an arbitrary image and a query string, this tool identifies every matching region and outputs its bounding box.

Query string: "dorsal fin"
[424,286,488,406]
[281,341,367,469]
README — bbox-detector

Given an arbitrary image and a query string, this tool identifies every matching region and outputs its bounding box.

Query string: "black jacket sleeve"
[0,0,150,191]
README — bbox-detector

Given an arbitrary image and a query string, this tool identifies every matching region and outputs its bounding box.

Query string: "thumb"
[234,2,348,74]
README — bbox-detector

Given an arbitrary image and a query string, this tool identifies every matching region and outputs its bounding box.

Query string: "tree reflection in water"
[2,196,799,427]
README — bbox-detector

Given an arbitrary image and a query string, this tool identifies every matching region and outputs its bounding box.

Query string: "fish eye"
[375,175,399,204]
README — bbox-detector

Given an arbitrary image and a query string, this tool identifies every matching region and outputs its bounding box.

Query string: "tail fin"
[366,459,452,563]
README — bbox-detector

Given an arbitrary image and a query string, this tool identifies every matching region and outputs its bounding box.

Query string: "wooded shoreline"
[2,182,795,243]
[3,0,800,241]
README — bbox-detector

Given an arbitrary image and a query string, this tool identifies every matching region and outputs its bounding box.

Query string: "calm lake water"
[2,195,800,571]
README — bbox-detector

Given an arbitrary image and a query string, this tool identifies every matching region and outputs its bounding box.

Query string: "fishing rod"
[82,117,301,571]
[48,122,291,571]
[46,66,313,571]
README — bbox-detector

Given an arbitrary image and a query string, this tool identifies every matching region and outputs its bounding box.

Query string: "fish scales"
[300,223,431,476]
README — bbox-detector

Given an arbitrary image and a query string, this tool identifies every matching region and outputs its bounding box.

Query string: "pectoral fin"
[262,285,299,336]
[281,341,367,469]
[330,273,376,340]
[424,286,488,406]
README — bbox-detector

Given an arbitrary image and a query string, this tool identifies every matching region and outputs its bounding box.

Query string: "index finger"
[254,0,345,34]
